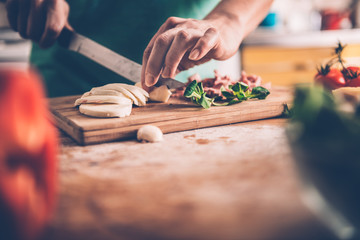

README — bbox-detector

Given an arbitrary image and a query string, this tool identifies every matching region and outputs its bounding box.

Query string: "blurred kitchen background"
[1,0,360,85]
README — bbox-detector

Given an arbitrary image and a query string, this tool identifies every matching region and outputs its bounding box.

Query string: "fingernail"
[189,49,200,60]
[145,73,156,87]
[162,67,171,78]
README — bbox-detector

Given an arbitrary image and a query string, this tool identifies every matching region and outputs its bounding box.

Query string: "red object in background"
[321,9,352,30]
[315,67,346,90]
[343,66,360,87]
[0,69,58,240]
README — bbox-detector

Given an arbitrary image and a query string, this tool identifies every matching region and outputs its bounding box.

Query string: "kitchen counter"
[42,118,336,240]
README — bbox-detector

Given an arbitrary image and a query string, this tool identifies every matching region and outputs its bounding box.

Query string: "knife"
[58,28,185,89]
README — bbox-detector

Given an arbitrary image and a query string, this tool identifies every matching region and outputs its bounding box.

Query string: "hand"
[4,0,70,48]
[141,16,242,89]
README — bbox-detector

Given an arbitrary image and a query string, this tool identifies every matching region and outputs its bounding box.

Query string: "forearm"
[205,0,273,44]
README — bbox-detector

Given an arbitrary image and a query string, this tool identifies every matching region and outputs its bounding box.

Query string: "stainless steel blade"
[58,28,185,88]
[65,32,142,83]
[155,77,185,89]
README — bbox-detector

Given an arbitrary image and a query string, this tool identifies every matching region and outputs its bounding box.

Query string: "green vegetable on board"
[183,80,270,109]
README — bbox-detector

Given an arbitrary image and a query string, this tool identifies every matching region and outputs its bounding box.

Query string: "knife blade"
[58,28,185,89]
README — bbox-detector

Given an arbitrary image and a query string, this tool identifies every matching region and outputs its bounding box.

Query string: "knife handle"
[58,27,74,49]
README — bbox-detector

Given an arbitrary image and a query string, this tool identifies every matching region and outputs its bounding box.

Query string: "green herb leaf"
[240,82,249,92]
[199,94,213,109]
[222,91,235,100]
[231,82,241,92]
[249,86,270,100]
[213,101,229,106]
[198,82,205,94]
[183,79,270,109]
[228,99,243,105]
[184,80,198,98]
[234,91,248,101]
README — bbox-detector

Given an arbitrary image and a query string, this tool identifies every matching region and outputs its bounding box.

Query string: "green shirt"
[30,0,220,97]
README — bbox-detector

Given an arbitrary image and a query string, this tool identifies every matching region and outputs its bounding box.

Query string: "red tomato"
[0,69,58,240]
[315,67,346,90]
[343,66,360,87]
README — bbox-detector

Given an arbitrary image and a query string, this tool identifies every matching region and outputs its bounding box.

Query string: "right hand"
[4,0,70,48]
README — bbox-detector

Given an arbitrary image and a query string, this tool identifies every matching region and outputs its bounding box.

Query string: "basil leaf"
[249,86,270,100]
[231,82,241,92]
[234,91,247,101]
[228,99,243,105]
[184,80,198,98]
[199,94,212,109]
[222,91,235,100]
[240,82,249,92]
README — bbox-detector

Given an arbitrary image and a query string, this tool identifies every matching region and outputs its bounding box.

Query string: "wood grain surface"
[42,119,336,240]
[49,87,292,145]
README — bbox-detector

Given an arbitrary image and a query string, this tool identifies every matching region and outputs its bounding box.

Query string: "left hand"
[141,17,241,90]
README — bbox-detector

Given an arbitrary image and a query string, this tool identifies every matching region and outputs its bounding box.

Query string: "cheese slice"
[149,85,172,103]
[135,82,172,103]
[74,94,132,106]
[115,83,149,98]
[83,89,124,97]
[92,85,139,106]
[79,103,132,118]
[102,83,148,106]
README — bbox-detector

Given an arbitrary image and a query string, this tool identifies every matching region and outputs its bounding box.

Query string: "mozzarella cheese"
[74,94,132,106]
[149,85,172,103]
[75,83,149,118]
[79,103,132,118]
[134,82,172,103]
[92,83,149,106]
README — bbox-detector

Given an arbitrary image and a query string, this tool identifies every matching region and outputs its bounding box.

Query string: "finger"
[27,0,46,42]
[39,0,69,48]
[141,17,185,88]
[179,54,212,72]
[144,17,185,60]
[6,0,20,31]
[162,30,196,78]
[188,27,220,61]
[141,46,152,91]
[144,31,175,87]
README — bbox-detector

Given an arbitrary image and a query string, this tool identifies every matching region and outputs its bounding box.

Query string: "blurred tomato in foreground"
[0,69,58,240]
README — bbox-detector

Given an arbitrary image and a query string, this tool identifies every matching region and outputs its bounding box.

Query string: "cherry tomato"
[343,66,360,87]
[0,69,58,240]
[315,67,346,90]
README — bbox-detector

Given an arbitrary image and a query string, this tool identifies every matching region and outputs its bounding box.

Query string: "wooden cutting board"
[49,86,293,145]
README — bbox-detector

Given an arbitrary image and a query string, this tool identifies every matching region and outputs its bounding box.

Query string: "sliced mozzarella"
[88,89,124,96]
[116,83,149,98]
[135,82,142,88]
[74,94,132,106]
[149,85,172,103]
[90,83,139,106]
[134,82,149,102]
[106,83,149,106]
[81,91,91,98]
[79,103,132,118]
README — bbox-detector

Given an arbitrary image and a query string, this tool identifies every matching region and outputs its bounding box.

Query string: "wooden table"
[42,118,336,240]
